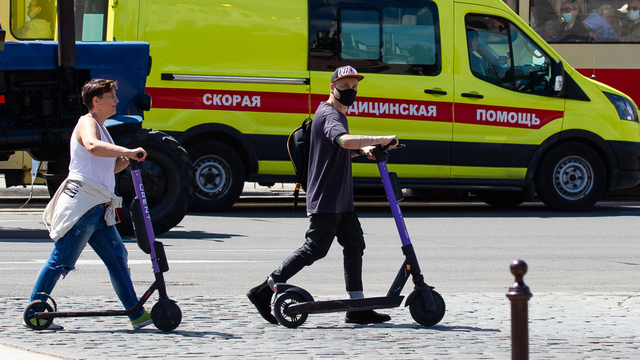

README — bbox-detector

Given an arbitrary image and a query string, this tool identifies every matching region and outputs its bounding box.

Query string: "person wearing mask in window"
[583,4,619,41]
[14,0,53,39]
[620,1,640,41]
[558,1,590,42]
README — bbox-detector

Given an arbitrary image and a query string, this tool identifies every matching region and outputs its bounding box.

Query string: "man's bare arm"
[336,135,397,150]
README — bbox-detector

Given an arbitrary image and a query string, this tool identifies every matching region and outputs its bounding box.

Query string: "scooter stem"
[374,148,412,247]
[129,155,161,274]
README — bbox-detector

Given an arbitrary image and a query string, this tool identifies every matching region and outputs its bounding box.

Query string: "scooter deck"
[287,296,404,315]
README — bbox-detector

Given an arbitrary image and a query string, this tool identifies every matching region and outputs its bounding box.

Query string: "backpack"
[287,117,312,211]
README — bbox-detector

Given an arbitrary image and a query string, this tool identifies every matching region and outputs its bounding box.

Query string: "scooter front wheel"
[409,290,446,326]
[151,300,182,332]
[23,301,54,330]
[273,292,308,328]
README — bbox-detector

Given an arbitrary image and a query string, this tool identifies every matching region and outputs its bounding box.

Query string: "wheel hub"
[194,157,229,197]
[553,156,593,200]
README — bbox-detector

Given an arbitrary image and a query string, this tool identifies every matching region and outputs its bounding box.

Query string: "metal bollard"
[506,259,532,360]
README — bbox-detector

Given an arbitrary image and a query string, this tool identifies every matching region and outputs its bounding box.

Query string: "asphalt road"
[2,189,640,299]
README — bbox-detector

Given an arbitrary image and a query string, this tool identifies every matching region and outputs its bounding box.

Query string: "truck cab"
[0,0,194,234]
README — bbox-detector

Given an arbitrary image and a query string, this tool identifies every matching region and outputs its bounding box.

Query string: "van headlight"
[604,92,639,123]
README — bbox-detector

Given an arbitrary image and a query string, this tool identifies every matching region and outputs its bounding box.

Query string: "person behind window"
[467,29,486,77]
[583,4,619,41]
[620,1,640,41]
[558,1,590,41]
[14,0,53,39]
[530,0,560,41]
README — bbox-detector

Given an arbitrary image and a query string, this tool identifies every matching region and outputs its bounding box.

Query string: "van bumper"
[608,140,640,190]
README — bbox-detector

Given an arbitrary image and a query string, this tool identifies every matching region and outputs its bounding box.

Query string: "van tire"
[114,129,195,236]
[535,143,605,211]
[475,190,525,208]
[187,141,245,212]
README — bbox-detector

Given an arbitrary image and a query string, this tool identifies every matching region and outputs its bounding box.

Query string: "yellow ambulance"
[113,0,640,212]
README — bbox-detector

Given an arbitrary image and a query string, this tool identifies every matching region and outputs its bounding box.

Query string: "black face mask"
[333,87,357,107]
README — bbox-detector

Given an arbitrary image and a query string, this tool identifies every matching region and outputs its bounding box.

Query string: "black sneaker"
[345,310,391,324]
[247,279,278,324]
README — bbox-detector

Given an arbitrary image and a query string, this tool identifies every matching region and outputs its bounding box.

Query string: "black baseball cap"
[331,65,364,83]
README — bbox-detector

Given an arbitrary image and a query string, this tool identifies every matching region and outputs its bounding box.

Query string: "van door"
[308,0,453,183]
[452,5,564,185]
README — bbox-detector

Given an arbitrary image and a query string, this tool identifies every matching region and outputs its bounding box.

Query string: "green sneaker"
[131,310,153,329]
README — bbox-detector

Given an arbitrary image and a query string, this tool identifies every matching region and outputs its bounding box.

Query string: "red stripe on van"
[310,94,453,122]
[0,95,4,103]
[454,103,562,130]
[146,87,454,122]
[146,88,309,114]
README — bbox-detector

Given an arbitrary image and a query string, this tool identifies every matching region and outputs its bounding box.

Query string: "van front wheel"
[188,141,245,212]
[535,143,605,211]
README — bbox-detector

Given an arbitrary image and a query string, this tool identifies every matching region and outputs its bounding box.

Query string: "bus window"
[531,0,640,43]
[10,0,55,40]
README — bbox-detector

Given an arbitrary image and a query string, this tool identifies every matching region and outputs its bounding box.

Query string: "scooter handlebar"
[373,140,404,163]
[128,152,145,170]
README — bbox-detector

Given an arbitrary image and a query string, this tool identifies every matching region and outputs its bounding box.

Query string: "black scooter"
[23,155,182,331]
[271,143,446,328]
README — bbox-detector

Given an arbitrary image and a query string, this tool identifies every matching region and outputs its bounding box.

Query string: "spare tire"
[114,129,195,235]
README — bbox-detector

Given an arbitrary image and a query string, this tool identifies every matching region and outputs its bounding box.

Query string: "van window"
[466,14,554,95]
[340,9,380,60]
[309,0,441,76]
[74,0,109,41]
[382,7,438,65]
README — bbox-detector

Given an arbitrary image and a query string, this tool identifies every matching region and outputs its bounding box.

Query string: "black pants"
[270,211,366,292]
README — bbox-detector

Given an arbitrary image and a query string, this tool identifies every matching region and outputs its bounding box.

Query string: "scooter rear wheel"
[409,290,446,326]
[274,292,308,328]
[23,301,54,330]
[151,300,182,332]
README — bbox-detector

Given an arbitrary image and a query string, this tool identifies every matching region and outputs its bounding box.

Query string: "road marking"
[0,259,269,265]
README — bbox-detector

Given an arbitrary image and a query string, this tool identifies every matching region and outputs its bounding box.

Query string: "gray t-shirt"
[306,102,353,215]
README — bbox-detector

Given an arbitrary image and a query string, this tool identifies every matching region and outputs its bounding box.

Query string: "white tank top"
[68,116,117,192]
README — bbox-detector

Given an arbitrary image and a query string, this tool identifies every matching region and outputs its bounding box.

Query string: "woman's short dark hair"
[82,79,118,110]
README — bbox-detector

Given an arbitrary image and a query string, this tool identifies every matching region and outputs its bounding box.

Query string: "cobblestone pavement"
[1,292,639,359]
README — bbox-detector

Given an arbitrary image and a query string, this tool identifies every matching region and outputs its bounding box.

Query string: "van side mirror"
[0,28,5,52]
[552,60,564,95]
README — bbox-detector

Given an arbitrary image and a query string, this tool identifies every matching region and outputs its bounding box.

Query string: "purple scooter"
[23,154,182,331]
[272,142,446,328]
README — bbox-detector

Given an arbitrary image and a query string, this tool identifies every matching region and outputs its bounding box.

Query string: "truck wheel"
[187,141,245,212]
[475,190,526,208]
[534,143,605,212]
[115,129,195,235]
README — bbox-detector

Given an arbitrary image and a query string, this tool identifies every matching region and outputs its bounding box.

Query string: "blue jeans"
[30,205,144,320]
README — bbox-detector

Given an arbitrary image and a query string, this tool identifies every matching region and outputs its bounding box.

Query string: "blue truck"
[0,0,194,235]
